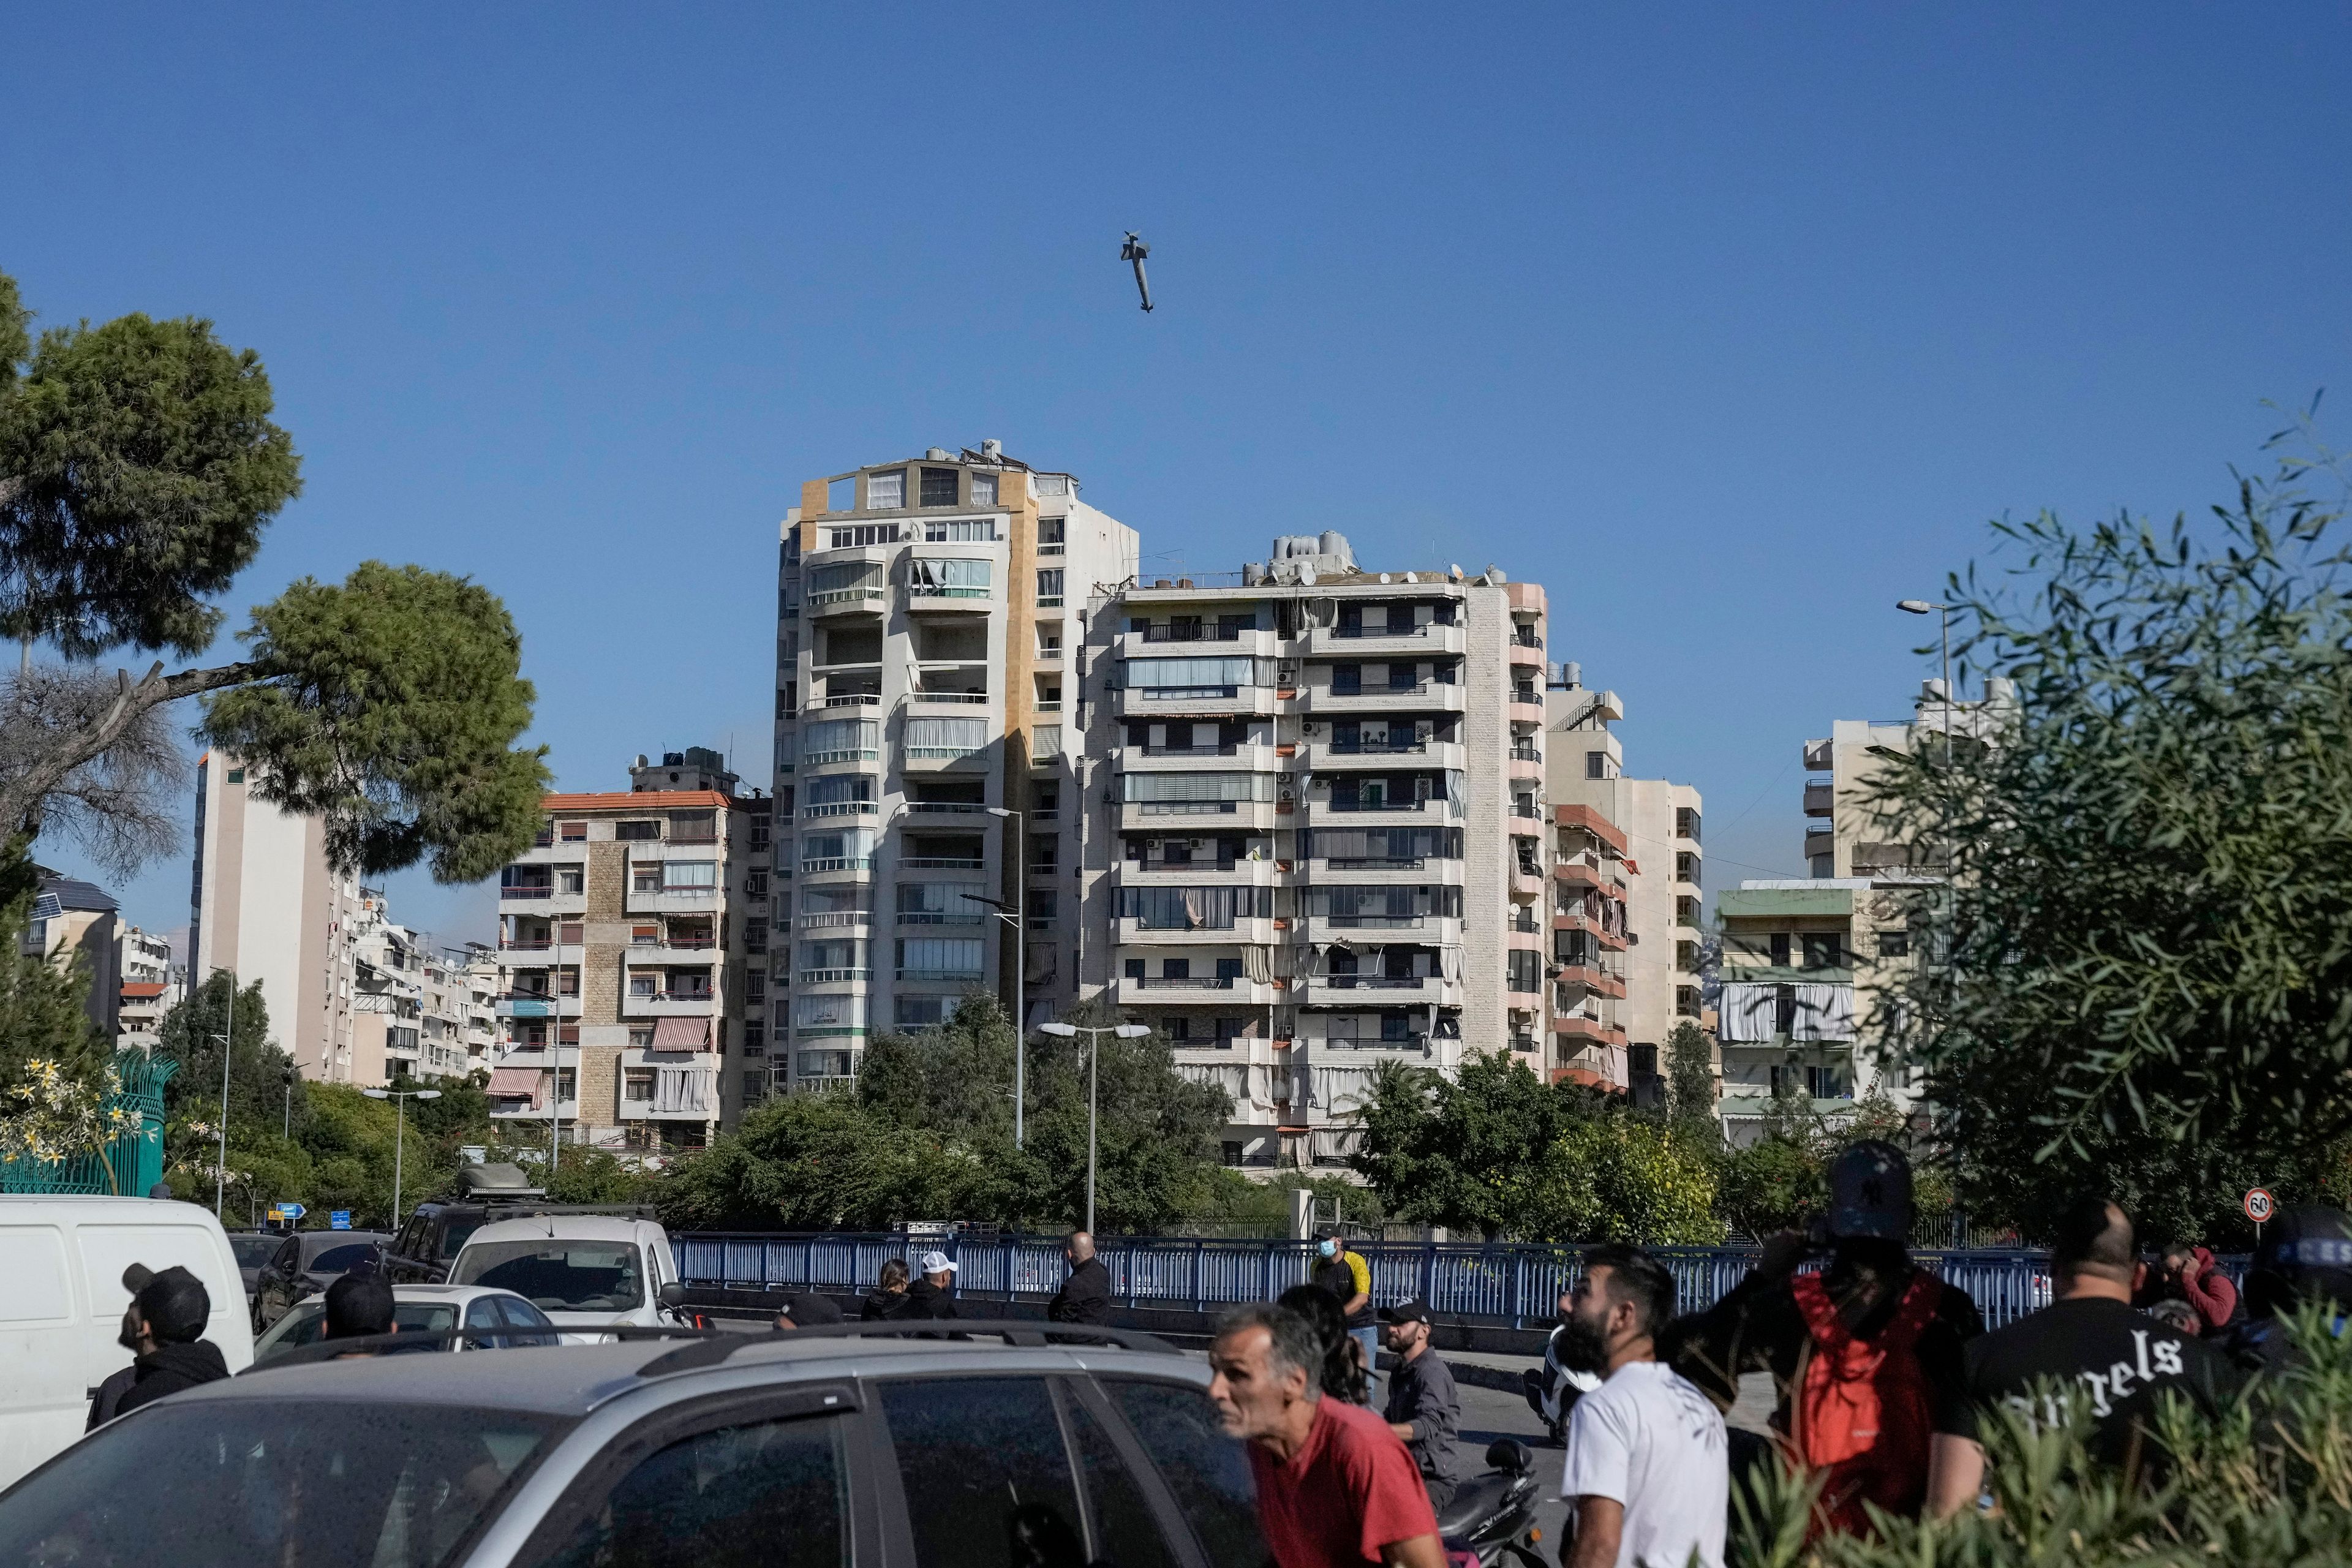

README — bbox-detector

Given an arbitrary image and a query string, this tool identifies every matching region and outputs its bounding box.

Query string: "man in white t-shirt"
[1556,1244,1727,1568]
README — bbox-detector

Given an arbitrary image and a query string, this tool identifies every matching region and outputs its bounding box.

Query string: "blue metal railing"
[674,1233,2161,1330]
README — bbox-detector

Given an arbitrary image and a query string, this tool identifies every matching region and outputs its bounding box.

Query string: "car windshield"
[0,1400,566,1568]
[229,1235,282,1268]
[438,1216,484,1259]
[453,1241,644,1311]
[255,1302,461,1363]
[303,1242,379,1273]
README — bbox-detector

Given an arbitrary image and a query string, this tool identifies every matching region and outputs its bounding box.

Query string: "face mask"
[1317,1240,1337,1259]
[117,1305,143,1352]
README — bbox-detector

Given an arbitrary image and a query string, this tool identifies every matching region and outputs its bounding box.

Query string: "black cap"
[1378,1297,1433,1325]
[1826,1140,1913,1242]
[779,1292,843,1325]
[133,1266,210,1343]
[2248,1205,2352,1316]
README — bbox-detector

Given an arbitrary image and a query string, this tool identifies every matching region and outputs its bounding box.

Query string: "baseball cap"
[779,1292,845,1325]
[132,1266,211,1343]
[1826,1139,1913,1242]
[1378,1297,1433,1325]
[917,1251,959,1274]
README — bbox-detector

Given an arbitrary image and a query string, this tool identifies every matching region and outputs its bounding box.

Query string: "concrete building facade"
[189,752,368,1081]
[770,444,1137,1091]
[1072,536,1552,1172]
[489,748,765,1150]
[23,869,121,1045]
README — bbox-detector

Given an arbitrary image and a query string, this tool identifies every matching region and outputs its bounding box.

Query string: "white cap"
[918,1251,958,1274]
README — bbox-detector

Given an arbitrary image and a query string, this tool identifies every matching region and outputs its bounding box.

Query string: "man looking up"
[1207,1303,1444,1568]
[1928,1196,2237,1514]
[1558,1245,1727,1568]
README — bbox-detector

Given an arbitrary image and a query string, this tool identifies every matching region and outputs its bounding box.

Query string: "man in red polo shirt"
[1208,1302,1447,1568]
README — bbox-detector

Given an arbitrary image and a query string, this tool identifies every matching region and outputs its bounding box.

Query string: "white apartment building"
[1074,534,1552,1172]
[1545,665,1705,1098]
[489,748,765,1150]
[436,944,500,1074]
[771,443,1138,1090]
[190,752,369,1082]
[115,925,180,1054]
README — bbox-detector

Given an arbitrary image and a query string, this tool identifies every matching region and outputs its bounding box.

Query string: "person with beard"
[88,1264,229,1426]
[1661,1139,1983,1534]
[1557,1245,1726,1568]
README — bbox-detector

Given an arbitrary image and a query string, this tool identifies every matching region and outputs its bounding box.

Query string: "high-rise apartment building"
[1073,534,1550,1172]
[770,444,1137,1090]
[489,748,764,1150]
[1545,666,1705,1098]
[190,752,369,1082]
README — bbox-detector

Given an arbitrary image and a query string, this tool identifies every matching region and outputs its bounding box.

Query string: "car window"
[306,1243,379,1274]
[1064,1389,1180,1568]
[273,1238,300,1272]
[254,1303,328,1360]
[453,1242,644,1311]
[494,1295,562,1344]
[1102,1379,1264,1567]
[464,1296,508,1351]
[229,1235,282,1269]
[439,1215,485,1259]
[532,1416,845,1568]
[394,1216,426,1259]
[876,1378,1085,1568]
[0,1400,564,1568]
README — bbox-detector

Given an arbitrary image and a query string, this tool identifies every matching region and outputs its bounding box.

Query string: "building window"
[1676,807,1702,843]
[744,1020,765,1055]
[1769,933,1791,967]
[919,467,960,507]
[1036,568,1065,606]
[1801,933,1843,969]
[1676,941,1700,974]
[1030,835,1058,873]
[1877,929,1912,959]
[1221,1140,1245,1166]
[742,1070,766,1106]
[1675,852,1702,888]
[624,1070,655,1102]
[922,518,997,542]
[1027,888,1059,925]
[617,820,660,841]
[865,469,904,509]
[560,821,587,841]
[1585,751,1618,780]
[970,472,998,506]
[1506,950,1541,993]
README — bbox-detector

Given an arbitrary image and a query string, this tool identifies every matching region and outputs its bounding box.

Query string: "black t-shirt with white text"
[1955,1296,2239,1471]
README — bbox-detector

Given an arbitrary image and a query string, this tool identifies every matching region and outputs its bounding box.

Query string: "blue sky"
[7,4,2348,949]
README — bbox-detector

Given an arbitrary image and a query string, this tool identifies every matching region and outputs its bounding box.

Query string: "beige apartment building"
[489,749,767,1150]
[1072,533,1552,1171]
[190,752,370,1082]
[770,443,1138,1089]
[1545,667,1705,1099]
[22,870,123,1044]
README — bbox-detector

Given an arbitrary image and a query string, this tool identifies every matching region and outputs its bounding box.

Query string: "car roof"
[205,1333,1202,1417]
[300,1231,389,1250]
[464,1215,657,1245]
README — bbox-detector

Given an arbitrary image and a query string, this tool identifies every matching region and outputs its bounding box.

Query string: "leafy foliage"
[1667,1020,1721,1139]
[200,562,551,881]
[156,970,293,1129]
[0,843,105,1087]
[1352,1052,1610,1237]
[0,297,300,657]
[1866,420,2352,1240]
[1510,1117,1727,1245]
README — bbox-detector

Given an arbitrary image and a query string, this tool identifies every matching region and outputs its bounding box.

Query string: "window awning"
[487,1067,545,1108]
[649,1016,710,1054]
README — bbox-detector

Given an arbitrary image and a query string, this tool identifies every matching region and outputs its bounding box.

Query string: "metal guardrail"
[672,1234,2215,1330]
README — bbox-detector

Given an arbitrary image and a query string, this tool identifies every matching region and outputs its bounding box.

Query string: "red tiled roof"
[120,982,168,998]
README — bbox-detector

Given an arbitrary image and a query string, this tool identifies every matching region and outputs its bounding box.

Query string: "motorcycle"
[1436,1438,1548,1567]
[1520,1322,1602,1444]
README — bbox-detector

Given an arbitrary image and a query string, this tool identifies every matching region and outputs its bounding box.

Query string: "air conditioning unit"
[1277,662,1297,682]
[1300,722,1321,736]
[1190,839,1210,851]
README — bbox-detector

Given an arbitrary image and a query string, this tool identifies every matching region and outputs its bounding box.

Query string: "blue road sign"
[330,1210,352,1230]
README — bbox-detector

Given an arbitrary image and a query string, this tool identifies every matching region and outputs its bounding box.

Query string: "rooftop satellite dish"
[1449,564,1464,581]
[1300,566,1317,586]
[1121,233,1154,312]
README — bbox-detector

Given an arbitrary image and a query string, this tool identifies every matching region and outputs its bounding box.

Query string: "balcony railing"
[911,690,990,704]
[1140,625,1245,643]
[800,968,871,984]
[905,745,987,761]
[1510,745,1542,763]
[906,801,984,815]
[1140,743,1239,757]
[1332,624,1431,639]
[800,857,875,873]
[1133,685,1243,701]
[1136,976,1238,990]
[902,856,985,870]
[1327,682,1428,698]
[1321,914,1425,929]
[1327,740,1427,755]
[500,885,555,899]
[1324,856,1433,870]
[1127,859,1239,873]
[802,747,881,766]
[899,968,986,983]
[1316,975,1428,990]
[897,912,983,925]
[798,911,872,929]
[628,989,715,1005]
[1324,799,1430,813]
[815,693,882,709]
[804,801,878,818]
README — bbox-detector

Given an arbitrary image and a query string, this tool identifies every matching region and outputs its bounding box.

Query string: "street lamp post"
[1037,1021,1151,1232]
[211,967,236,1217]
[963,805,1027,1149]
[362,1087,442,1223]
[1896,600,1954,764]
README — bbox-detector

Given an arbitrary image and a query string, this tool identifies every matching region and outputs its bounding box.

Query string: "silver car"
[0,1323,1265,1568]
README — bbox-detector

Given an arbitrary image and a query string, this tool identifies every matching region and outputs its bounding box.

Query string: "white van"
[448,1215,687,1342]
[0,1197,255,1488]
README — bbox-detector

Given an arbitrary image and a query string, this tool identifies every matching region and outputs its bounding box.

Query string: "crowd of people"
[1207,1144,2350,1568]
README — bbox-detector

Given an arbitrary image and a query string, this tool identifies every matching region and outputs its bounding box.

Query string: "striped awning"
[649,1016,709,1054]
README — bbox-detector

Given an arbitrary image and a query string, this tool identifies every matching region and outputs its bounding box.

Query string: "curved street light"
[1038,1020,1152,1232]
[362,1087,442,1226]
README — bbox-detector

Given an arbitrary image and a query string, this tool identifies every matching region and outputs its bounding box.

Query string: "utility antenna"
[1121,233,1154,312]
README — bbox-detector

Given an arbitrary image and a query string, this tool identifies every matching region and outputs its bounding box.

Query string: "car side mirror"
[659,1282,687,1308]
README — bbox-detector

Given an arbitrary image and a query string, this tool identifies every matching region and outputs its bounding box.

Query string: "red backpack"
[1787,1269,1943,1536]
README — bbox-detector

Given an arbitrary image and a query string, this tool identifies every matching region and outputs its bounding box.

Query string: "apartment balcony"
[624,886,728,913]
[793,856,876,885]
[1114,742,1276,772]
[1804,737,1835,771]
[1298,739,1465,773]
[1804,823,1836,860]
[490,1096,579,1123]
[1117,799,1281,834]
[622,837,723,862]
[1507,639,1545,670]
[1313,854,1469,886]
[1509,696,1546,729]
[619,990,719,1019]
[1302,794,1449,824]
[1303,622,1466,659]
[493,993,583,1019]
[1552,964,1628,1001]
[1512,865,1547,900]
[1117,916,1282,948]
[1509,750,1544,784]
[1803,781,1834,817]
[1504,919,1544,951]
[1303,914,1462,948]
[903,584,997,613]
[1117,627,1278,660]
[1554,910,1629,951]
[498,884,587,915]
[622,940,723,966]
[1553,856,1626,897]
[1306,683,1466,717]
[1553,1013,1629,1049]
[1112,857,1281,889]
[1116,975,1278,1008]
[1114,684,1279,722]
[905,688,993,711]
[1299,974,1465,1009]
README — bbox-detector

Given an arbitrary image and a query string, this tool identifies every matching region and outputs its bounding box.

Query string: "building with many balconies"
[490,748,767,1149]
[770,443,1138,1091]
[1074,533,1551,1172]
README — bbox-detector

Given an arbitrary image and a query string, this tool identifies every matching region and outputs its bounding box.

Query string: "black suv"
[380,1165,660,1285]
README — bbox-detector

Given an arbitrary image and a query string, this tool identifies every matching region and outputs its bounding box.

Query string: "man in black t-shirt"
[1929,1196,2237,1513]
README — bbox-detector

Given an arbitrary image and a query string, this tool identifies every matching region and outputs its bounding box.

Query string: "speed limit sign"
[2245,1188,2276,1224]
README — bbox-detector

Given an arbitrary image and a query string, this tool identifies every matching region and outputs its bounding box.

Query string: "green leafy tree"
[0,843,105,1087]
[156,970,291,1129]
[1512,1115,1726,1246]
[1664,1020,1720,1140]
[1715,1135,1826,1241]
[1866,418,2352,1240]
[1352,1051,1608,1237]
[0,266,546,883]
